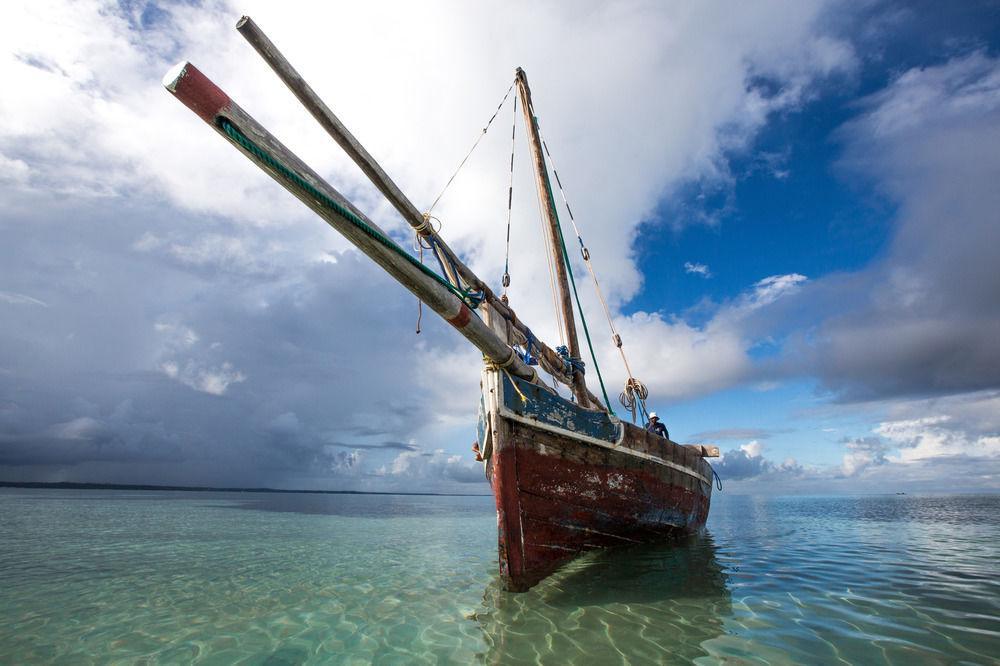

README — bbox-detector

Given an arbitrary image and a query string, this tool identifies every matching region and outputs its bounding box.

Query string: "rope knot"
[555,345,585,375]
[415,213,434,236]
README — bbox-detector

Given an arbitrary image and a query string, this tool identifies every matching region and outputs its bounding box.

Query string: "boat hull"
[481,370,713,592]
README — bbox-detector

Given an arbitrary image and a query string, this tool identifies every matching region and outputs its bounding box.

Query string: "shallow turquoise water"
[0,490,997,664]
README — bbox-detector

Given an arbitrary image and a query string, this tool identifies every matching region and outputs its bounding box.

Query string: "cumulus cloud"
[841,436,890,476]
[9,0,949,491]
[714,440,803,481]
[602,272,807,399]
[780,52,1000,401]
[720,390,1000,491]
[375,449,485,488]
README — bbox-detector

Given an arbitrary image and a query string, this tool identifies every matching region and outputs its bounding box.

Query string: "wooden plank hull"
[481,370,713,592]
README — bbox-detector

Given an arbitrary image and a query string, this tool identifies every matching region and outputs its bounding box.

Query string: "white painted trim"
[488,370,710,486]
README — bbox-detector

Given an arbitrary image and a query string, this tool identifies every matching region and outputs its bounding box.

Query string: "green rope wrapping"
[219,119,483,309]
[535,118,615,415]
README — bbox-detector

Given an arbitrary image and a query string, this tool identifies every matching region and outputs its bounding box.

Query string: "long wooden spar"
[234,16,603,411]
[515,68,591,408]
[162,62,540,383]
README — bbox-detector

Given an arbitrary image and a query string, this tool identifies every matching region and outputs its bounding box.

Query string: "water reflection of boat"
[475,533,731,664]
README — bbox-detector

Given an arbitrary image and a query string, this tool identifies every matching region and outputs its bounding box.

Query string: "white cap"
[649,412,658,419]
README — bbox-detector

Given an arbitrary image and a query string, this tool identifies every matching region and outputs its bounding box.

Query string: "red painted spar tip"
[447,303,473,329]
[162,61,231,123]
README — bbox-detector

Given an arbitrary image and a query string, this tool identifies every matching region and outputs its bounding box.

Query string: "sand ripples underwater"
[1,490,997,664]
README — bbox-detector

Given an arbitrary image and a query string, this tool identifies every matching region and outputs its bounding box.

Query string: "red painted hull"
[487,416,713,592]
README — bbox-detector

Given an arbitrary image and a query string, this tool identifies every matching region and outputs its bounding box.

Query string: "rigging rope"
[531,117,614,414]
[533,156,567,347]
[220,119,484,310]
[426,80,516,216]
[502,94,517,296]
[530,103,650,422]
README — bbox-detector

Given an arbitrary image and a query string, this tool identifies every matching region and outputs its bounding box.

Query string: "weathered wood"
[483,368,712,591]
[235,17,606,409]
[163,62,540,382]
[515,68,591,409]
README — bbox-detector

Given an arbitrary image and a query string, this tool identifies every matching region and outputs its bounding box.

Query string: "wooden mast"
[235,17,605,410]
[515,68,590,408]
[162,62,540,384]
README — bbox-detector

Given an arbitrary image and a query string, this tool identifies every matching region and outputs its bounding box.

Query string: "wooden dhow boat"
[164,16,719,592]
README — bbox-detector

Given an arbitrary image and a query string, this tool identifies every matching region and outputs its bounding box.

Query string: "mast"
[515,68,591,408]
[162,62,540,384]
[235,17,605,410]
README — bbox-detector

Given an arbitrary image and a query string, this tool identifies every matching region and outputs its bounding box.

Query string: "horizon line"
[0,480,492,498]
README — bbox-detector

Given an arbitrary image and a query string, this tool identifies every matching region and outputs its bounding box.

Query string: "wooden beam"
[163,61,539,383]
[234,17,605,410]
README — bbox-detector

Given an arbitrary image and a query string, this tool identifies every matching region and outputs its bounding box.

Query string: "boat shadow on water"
[474,532,732,664]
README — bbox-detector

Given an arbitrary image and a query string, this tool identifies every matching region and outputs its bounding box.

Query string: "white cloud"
[841,436,889,476]
[1,1,853,314]
[684,261,712,278]
[783,52,1000,400]
[376,448,484,486]
[601,273,807,400]
[0,1,882,490]
[877,415,1000,463]
[0,291,48,307]
[159,359,246,395]
[745,274,808,310]
[0,153,30,186]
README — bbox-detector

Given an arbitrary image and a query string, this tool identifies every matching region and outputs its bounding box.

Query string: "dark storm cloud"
[443,463,487,484]
[755,52,1000,402]
[0,191,467,489]
[326,441,419,451]
[715,448,775,480]
[689,427,787,441]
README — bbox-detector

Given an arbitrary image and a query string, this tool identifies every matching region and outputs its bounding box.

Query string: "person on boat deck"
[645,412,669,439]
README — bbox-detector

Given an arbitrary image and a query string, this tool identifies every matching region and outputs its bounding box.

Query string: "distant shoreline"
[0,481,490,498]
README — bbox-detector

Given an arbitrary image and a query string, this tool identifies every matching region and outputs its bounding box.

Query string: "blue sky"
[1,1,998,493]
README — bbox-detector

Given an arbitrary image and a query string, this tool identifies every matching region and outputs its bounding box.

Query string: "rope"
[712,467,723,491]
[502,368,529,405]
[520,328,538,365]
[532,163,566,347]
[416,241,424,334]
[532,114,614,414]
[220,119,484,310]
[531,104,649,418]
[618,377,649,424]
[426,80,516,216]
[502,94,517,296]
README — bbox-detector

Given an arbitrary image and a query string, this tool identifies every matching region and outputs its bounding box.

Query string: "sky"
[1,0,999,494]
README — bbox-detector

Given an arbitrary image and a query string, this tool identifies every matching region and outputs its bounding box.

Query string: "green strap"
[219,119,483,309]
[535,118,616,415]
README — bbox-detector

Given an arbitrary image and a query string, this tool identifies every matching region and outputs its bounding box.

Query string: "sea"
[0,489,996,665]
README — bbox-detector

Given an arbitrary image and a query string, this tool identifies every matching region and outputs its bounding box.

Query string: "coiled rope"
[619,377,651,425]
